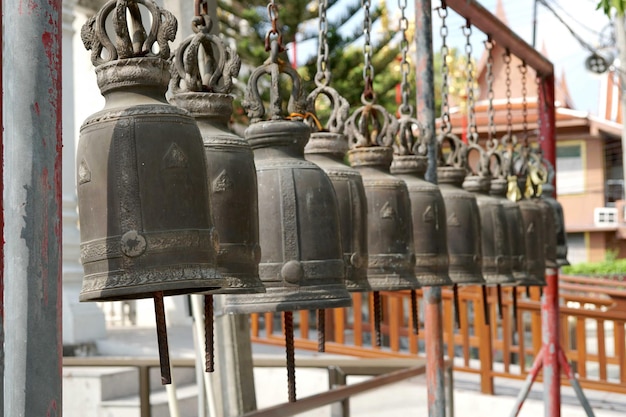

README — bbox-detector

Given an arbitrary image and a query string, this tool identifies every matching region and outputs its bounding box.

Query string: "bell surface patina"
[437,134,485,285]
[77,0,223,302]
[462,143,515,286]
[223,41,351,314]
[304,85,370,292]
[390,118,451,287]
[540,162,569,267]
[489,177,533,285]
[168,14,263,294]
[346,106,418,291]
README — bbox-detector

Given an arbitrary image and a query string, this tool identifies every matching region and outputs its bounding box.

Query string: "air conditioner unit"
[594,207,618,226]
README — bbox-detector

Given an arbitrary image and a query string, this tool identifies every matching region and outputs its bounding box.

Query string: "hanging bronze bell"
[437,134,485,285]
[463,145,515,286]
[77,0,224,302]
[346,105,418,291]
[222,41,351,314]
[489,177,534,285]
[304,85,370,292]
[168,16,264,294]
[390,117,451,287]
[540,164,569,267]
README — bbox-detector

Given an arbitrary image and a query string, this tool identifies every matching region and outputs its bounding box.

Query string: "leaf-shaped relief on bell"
[222,40,351,314]
[77,0,224,302]
[168,14,264,294]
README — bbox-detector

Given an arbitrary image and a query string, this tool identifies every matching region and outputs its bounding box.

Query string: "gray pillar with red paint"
[3,0,63,415]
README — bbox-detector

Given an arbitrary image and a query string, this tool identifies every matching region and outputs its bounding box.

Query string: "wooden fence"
[249,275,626,395]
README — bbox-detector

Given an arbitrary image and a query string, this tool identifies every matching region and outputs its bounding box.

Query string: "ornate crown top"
[170,15,241,95]
[81,0,177,67]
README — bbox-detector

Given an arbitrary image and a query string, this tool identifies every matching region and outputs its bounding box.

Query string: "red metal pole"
[539,73,560,417]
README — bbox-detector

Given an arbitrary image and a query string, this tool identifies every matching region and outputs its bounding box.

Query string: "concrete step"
[99,383,199,417]
[63,364,198,417]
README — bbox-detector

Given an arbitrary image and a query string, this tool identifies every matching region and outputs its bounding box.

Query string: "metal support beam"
[415,1,447,416]
[444,0,553,76]
[3,0,63,415]
[542,269,561,417]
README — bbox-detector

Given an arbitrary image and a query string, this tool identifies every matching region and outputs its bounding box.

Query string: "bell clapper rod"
[496,284,504,320]
[453,284,461,329]
[205,294,215,372]
[284,311,297,402]
[317,309,326,353]
[373,291,383,347]
[512,287,519,336]
[526,286,531,298]
[481,285,490,326]
[154,291,172,385]
[410,290,419,335]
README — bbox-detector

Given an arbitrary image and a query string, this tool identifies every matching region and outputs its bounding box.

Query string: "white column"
[62,0,106,346]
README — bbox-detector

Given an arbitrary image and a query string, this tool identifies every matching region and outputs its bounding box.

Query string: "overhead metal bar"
[444,0,553,76]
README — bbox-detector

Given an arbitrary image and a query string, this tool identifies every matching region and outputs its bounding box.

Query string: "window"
[556,144,584,194]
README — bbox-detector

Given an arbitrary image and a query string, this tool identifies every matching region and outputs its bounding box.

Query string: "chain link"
[265,0,284,52]
[464,20,476,142]
[520,62,529,147]
[192,0,212,33]
[503,49,513,137]
[438,3,451,134]
[315,0,330,86]
[485,36,496,141]
[398,0,412,115]
[361,0,375,102]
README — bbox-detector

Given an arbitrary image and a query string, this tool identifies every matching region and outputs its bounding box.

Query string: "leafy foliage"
[596,0,626,17]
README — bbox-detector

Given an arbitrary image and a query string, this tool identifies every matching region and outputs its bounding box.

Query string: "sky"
[293,0,615,116]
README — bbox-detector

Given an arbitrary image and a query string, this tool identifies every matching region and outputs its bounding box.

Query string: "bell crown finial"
[81,0,177,67]
[170,13,241,95]
[242,40,307,123]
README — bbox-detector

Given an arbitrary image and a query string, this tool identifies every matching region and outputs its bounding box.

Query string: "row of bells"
[76,0,569,316]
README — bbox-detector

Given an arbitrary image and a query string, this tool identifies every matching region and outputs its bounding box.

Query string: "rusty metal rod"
[481,285,490,326]
[284,311,297,402]
[453,284,461,329]
[497,284,504,320]
[154,292,172,385]
[205,294,215,372]
[317,309,326,353]
[373,291,382,347]
[410,290,419,335]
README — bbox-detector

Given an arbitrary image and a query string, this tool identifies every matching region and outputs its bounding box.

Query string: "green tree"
[217,0,404,118]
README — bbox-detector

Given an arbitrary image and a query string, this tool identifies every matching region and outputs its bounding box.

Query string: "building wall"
[558,135,606,230]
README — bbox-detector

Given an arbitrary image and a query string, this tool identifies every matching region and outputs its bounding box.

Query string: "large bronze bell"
[437,134,485,285]
[77,0,224,384]
[222,41,351,315]
[77,0,224,302]
[168,13,264,294]
[527,151,558,269]
[490,177,533,285]
[540,162,569,267]
[390,118,451,287]
[345,107,418,291]
[304,85,370,292]
[463,145,515,286]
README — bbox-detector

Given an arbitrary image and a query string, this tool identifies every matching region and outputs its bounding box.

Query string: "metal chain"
[398,0,412,115]
[520,62,529,147]
[192,0,212,34]
[315,0,330,86]
[464,20,477,142]
[265,0,284,52]
[503,49,513,137]
[485,36,496,141]
[362,0,375,102]
[438,2,451,134]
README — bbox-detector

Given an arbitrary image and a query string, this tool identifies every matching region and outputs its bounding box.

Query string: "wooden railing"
[249,275,626,395]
